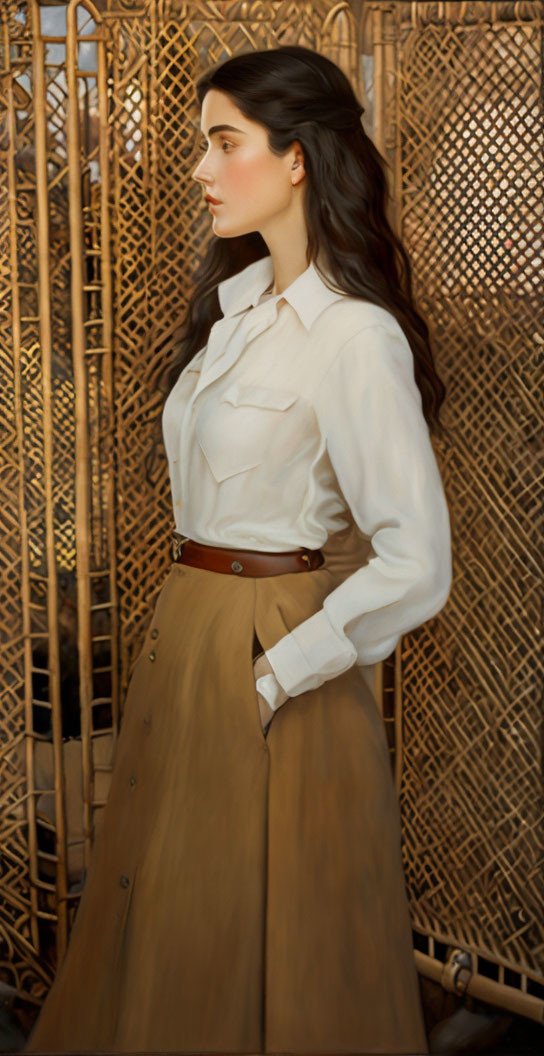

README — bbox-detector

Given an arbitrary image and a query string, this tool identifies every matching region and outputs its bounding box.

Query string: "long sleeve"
[264,322,452,699]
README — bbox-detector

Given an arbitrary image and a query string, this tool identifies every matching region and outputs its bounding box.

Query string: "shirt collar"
[217,254,347,332]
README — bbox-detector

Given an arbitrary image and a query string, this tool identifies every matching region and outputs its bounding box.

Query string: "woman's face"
[192,88,304,238]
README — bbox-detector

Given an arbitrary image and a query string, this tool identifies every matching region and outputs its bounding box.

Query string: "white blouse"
[162,254,452,710]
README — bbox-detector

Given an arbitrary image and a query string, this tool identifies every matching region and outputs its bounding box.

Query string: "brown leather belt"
[171,533,324,577]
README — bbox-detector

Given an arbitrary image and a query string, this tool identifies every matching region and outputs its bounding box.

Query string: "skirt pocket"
[251,626,269,743]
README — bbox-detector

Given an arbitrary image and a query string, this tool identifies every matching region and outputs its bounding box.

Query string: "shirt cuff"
[255,673,290,711]
[264,607,358,698]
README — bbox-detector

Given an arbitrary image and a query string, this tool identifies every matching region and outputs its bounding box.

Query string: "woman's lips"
[206,196,222,205]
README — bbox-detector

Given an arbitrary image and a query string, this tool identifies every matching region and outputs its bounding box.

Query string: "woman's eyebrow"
[201,124,248,139]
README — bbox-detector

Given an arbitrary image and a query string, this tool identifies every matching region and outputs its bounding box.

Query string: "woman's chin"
[210,217,231,236]
[211,217,253,239]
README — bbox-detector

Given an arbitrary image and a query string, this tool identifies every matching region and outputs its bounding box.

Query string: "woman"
[25,45,452,1055]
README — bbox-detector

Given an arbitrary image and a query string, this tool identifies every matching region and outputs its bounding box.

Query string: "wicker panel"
[0,0,120,1003]
[0,0,61,1005]
[372,0,544,1017]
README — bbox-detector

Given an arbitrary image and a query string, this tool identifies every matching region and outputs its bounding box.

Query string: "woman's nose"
[192,164,210,184]
[192,152,212,179]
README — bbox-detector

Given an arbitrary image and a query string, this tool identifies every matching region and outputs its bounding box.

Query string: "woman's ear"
[290,144,306,185]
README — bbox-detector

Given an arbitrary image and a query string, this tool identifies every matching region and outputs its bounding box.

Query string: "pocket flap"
[221,382,299,411]
[195,433,263,482]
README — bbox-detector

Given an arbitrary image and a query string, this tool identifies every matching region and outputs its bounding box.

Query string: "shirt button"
[150,628,159,639]
[149,649,156,661]
[120,874,130,888]
[129,775,136,788]
[231,560,243,573]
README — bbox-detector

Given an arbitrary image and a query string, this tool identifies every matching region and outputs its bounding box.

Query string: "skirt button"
[231,560,243,573]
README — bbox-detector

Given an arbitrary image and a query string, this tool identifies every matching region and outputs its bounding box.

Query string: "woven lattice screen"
[0,0,542,1030]
[380,0,544,1023]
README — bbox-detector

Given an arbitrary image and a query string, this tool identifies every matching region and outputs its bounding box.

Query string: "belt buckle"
[171,533,189,561]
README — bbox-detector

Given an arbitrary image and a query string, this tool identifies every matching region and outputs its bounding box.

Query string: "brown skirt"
[25,522,429,1055]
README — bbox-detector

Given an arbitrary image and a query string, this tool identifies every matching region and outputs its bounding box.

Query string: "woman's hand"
[253,652,277,735]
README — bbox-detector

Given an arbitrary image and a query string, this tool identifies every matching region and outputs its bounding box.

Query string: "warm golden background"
[1,0,542,1045]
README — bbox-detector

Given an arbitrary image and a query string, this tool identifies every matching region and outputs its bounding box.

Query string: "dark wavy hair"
[145,44,446,483]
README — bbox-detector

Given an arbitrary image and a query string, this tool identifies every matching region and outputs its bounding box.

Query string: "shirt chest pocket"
[194,382,300,483]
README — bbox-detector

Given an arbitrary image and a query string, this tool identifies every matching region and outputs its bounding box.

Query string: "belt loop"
[171,533,189,561]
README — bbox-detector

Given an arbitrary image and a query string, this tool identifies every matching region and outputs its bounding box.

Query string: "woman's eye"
[197,141,234,154]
